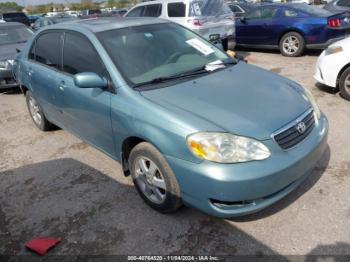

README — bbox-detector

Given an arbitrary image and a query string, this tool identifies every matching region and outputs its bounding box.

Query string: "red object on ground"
[25,237,61,256]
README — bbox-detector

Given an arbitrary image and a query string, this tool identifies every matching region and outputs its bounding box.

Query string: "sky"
[0,0,84,6]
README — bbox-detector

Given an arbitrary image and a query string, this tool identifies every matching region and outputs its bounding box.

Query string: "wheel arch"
[337,63,350,86]
[278,29,306,45]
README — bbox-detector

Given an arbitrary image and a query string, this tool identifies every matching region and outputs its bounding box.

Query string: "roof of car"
[0,22,26,27]
[41,17,169,33]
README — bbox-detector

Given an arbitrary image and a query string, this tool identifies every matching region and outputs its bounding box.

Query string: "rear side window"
[63,32,104,76]
[143,4,162,17]
[168,2,186,17]
[126,6,145,17]
[284,9,298,17]
[246,8,277,19]
[33,32,62,69]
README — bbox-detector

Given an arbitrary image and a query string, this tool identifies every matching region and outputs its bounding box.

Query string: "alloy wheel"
[28,96,42,126]
[134,157,167,204]
[282,36,300,56]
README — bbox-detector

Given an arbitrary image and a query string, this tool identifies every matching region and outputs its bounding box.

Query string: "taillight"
[188,19,203,26]
[328,18,341,28]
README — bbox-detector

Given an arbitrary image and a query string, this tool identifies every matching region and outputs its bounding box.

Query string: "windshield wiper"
[133,65,209,88]
[133,59,237,88]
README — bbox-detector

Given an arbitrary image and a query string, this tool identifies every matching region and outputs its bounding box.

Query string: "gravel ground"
[0,49,349,258]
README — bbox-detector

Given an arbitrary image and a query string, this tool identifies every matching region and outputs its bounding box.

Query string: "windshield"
[189,0,232,17]
[0,26,33,45]
[98,23,230,87]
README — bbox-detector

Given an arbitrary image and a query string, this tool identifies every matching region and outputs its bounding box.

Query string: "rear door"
[26,31,63,122]
[53,31,115,156]
[236,7,279,45]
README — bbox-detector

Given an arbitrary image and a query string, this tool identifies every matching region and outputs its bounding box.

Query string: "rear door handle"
[28,68,34,76]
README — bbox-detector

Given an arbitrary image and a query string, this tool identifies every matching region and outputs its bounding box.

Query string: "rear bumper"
[307,36,346,49]
[0,69,18,89]
[166,115,328,218]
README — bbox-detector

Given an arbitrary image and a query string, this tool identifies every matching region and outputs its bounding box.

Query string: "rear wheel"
[129,142,182,213]
[26,91,55,131]
[339,67,350,101]
[279,32,305,57]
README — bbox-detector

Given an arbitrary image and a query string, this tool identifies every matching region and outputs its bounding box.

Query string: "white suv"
[125,0,235,50]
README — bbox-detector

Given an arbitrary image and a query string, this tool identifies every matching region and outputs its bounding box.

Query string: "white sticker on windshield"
[186,38,214,56]
[192,3,202,16]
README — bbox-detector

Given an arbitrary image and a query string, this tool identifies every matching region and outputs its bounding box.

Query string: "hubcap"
[282,36,300,55]
[134,157,167,204]
[344,74,350,94]
[28,96,42,125]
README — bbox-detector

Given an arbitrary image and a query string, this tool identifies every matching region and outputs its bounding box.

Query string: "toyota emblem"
[296,122,306,134]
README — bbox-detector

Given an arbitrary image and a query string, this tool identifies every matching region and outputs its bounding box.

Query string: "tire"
[25,91,55,131]
[279,32,305,57]
[339,67,350,101]
[129,142,182,213]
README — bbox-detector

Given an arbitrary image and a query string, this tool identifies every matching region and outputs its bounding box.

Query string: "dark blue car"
[236,4,350,56]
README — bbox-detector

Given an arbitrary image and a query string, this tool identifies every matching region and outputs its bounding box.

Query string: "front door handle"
[59,80,66,91]
[28,68,34,76]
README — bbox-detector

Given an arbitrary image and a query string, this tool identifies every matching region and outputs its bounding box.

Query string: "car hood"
[140,62,311,140]
[0,42,25,61]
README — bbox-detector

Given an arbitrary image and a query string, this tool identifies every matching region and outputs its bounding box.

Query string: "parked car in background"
[1,12,31,26]
[125,0,235,50]
[32,16,78,30]
[287,0,313,4]
[28,15,40,25]
[236,4,350,56]
[65,11,79,17]
[80,9,102,18]
[14,18,328,217]
[228,2,253,18]
[314,37,350,100]
[0,22,33,89]
[324,0,350,13]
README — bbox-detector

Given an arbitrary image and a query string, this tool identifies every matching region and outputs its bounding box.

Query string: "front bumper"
[166,115,328,218]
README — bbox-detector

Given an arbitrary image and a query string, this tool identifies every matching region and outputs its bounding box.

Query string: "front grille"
[273,109,315,150]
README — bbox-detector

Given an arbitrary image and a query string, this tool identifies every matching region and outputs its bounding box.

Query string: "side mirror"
[74,72,108,89]
[240,16,246,23]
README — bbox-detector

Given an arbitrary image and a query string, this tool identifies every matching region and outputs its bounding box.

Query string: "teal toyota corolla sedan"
[13,18,328,218]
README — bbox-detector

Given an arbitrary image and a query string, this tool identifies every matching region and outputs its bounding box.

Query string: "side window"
[284,9,298,17]
[63,32,104,76]
[29,42,35,60]
[230,5,244,13]
[34,32,62,69]
[143,4,162,17]
[168,2,186,17]
[126,6,145,17]
[337,0,350,6]
[246,8,277,20]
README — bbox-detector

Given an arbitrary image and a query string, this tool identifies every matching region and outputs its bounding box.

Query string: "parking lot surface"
[1,49,349,257]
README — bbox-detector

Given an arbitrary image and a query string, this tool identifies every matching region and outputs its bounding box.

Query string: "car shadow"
[230,145,331,222]
[0,86,22,95]
[0,158,287,257]
[305,242,350,260]
[315,82,338,95]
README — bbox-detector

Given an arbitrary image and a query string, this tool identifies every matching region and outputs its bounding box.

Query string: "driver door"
[236,7,278,45]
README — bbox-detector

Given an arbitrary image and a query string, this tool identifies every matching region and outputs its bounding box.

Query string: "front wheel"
[129,142,182,213]
[339,67,350,101]
[279,32,305,57]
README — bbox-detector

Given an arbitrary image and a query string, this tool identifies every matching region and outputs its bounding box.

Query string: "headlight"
[187,132,271,163]
[303,88,321,119]
[325,46,343,56]
[0,60,13,69]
